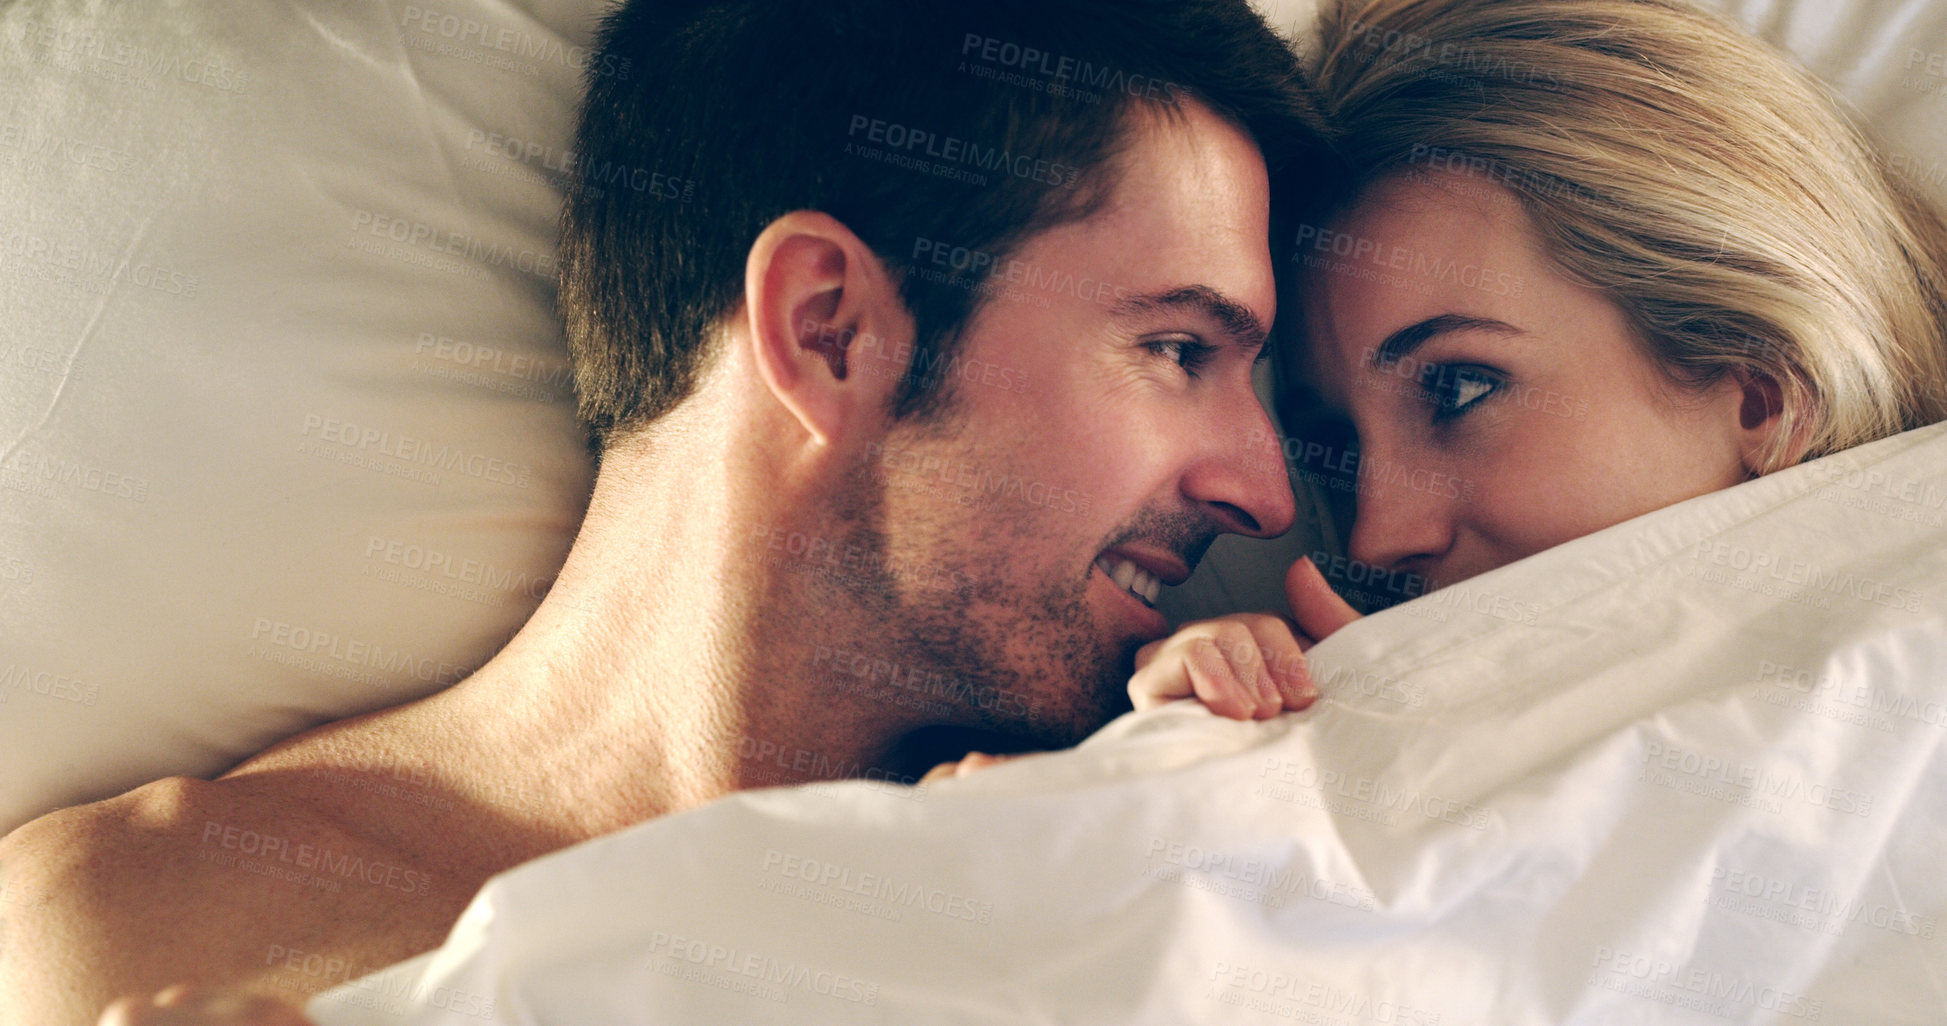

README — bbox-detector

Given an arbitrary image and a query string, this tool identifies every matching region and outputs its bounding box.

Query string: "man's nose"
[1182,402,1298,539]
[1345,442,1455,572]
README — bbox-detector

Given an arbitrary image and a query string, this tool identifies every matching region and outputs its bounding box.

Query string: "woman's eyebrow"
[1369,314,1524,368]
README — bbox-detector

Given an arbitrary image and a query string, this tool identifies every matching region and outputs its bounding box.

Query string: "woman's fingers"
[953,752,1011,775]
[1128,635,1196,710]
[918,751,1025,784]
[918,761,957,785]
[99,988,316,1026]
[1237,615,1318,710]
[1215,621,1283,718]
[1130,616,1322,718]
[1133,628,1265,717]
[1182,635,1263,720]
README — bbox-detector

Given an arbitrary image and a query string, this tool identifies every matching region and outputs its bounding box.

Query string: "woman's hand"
[1128,557,1362,718]
[918,751,1021,784]
[99,986,315,1026]
[922,559,1366,780]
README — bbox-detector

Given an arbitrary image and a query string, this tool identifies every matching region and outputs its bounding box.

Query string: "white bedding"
[305,422,1947,1024]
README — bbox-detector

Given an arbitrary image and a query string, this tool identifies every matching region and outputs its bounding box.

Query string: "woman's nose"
[1345,446,1457,575]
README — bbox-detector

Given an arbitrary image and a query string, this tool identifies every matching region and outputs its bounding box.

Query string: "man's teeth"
[1097,555,1162,605]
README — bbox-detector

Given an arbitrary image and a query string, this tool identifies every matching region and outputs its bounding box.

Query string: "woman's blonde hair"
[1304,0,1947,469]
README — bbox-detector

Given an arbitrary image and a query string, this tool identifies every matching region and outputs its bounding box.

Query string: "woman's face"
[1289,169,1768,594]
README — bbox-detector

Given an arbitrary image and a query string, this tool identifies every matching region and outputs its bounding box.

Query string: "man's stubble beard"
[819,436,1134,751]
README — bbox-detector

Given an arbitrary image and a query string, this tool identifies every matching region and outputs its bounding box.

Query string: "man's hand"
[99,986,315,1026]
[1126,557,1362,717]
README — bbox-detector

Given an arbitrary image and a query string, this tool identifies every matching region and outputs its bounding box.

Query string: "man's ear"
[1733,369,1812,476]
[742,211,911,447]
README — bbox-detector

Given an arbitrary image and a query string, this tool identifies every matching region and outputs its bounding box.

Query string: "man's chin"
[1017,649,1139,745]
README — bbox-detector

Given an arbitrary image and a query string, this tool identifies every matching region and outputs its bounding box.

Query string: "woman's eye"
[1423,365,1500,420]
[1145,338,1215,377]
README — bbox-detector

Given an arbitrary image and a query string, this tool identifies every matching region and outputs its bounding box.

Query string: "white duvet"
[303,421,1947,1025]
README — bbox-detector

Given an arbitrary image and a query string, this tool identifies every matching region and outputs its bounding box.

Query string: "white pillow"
[0,0,610,834]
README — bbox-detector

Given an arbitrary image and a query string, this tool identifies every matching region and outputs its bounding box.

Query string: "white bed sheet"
[305,422,1947,1024]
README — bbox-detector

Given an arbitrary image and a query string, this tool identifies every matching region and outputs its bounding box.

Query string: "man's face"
[845,98,1295,747]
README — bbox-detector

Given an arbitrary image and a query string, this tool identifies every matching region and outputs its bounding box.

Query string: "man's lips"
[1097,546,1191,598]
[1092,546,1186,640]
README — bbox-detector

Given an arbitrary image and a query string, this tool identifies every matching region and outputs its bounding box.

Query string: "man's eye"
[1422,365,1500,420]
[1145,338,1215,376]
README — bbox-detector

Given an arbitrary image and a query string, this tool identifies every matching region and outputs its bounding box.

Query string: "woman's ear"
[742,211,913,447]
[1733,369,1812,476]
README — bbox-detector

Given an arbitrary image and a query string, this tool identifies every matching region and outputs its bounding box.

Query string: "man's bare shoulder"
[0,775,419,1026]
[0,776,230,1024]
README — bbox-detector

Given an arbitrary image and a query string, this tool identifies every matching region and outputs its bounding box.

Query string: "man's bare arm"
[0,803,142,1026]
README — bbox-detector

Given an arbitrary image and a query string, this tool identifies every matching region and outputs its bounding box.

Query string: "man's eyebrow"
[1369,314,1524,368]
[1110,285,1268,354]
